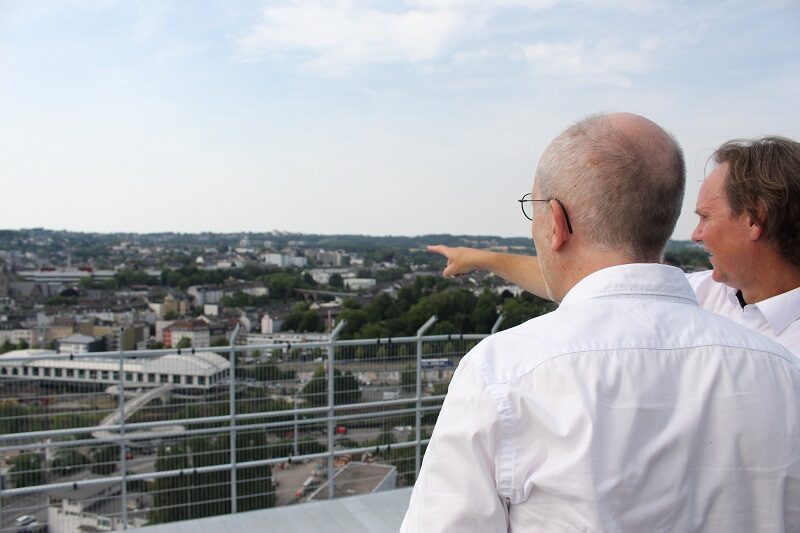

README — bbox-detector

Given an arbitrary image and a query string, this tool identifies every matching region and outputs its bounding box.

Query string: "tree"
[164,310,179,320]
[298,309,323,332]
[115,268,156,287]
[211,336,229,347]
[471,289,501,333]
[9,453,44,488]
[300,365,362,407]
[176,337,192,349]
[90,446,119,475]
[254,362,295,382]
[339,308,370,338]
[358,323,391,341]
[329,273,344,288]
[499,293,555,330]
[17,338,29,350]
[149,434,276,525]
[51,449,90,476]
[0,339,13,354]
[282,302,308,331]
[364,293,399,322]
[265,272,305,301]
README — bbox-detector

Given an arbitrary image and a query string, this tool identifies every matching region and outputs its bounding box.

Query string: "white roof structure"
[0,349,53,366]
[145,352,229,376]
[60,333,97,344]
[0,349,230,388]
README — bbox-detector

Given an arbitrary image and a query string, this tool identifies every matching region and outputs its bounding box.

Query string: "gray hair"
[535,114,685,261]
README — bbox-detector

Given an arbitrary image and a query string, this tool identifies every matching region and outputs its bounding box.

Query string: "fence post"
[327,320,346,500]
[118,327,128,529]
[491,314,506,334]
[228,325,240,514]
[415,315,437,478]
[1,471,5,533]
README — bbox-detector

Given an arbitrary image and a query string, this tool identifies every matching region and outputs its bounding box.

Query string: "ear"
[549,199,571,251]
[747,205,766,241]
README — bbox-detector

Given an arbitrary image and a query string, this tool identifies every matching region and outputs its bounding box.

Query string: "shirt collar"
[751,286,800,336]
[561,263,698,306]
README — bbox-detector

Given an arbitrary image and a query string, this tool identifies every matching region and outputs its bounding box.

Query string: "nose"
[691,221,703,244]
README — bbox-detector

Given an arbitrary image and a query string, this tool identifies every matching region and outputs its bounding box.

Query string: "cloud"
[523,36,668,86]
[234,1,474,75]
[231,0,698,78]
[517,12,713,86]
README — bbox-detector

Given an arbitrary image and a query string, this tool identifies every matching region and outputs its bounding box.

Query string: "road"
[0,492,47,532]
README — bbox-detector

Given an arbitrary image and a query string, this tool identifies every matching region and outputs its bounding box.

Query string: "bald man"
[401,114,800,532]
[428,136,800,355]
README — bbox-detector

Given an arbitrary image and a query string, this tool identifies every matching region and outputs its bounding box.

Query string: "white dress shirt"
[401,264,800,533]
[687,269,800,355]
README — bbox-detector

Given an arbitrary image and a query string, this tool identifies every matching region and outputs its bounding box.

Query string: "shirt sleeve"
[400,358,508,533]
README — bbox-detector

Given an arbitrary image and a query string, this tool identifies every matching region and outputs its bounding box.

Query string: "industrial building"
[0,349,230,390]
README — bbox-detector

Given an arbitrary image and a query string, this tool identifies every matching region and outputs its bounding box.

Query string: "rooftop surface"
[129,487,413,533]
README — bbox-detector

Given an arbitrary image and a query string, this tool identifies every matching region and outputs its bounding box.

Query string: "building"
[30,317,75,346]
[305,249,347,267]
[0,260,9,297]
[262,253,307,268]
[343,278,376,291]
[305,268,352,285]
[0,323,33,347]
[237,284,269,297]
[16,267,116,285]
[76,321,148,351]
[260,313,284,334]
[58,333,105,354]
[163,320,210,348]
[154,320,175,343]
[0,349,230,390]
[493,284,524,297]
[47,475,149,533]
[187,286,224,306]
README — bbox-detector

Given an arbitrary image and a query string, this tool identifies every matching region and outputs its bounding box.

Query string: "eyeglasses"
[518,193,573,234]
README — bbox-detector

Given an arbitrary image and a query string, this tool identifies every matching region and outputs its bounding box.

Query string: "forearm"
[479,251,547,299]
[428,245,550,300]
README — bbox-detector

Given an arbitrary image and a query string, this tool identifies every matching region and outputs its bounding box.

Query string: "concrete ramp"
[93,385,184,442]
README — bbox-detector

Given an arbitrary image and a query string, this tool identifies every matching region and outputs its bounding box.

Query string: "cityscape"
[0,229,708,531]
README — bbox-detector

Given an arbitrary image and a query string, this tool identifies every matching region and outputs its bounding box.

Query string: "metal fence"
[0,316,494,532]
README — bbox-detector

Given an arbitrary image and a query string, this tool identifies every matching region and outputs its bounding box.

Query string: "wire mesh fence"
[0,318,485,532]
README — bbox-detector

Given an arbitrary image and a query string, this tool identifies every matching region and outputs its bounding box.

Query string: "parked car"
[15,515,36,527]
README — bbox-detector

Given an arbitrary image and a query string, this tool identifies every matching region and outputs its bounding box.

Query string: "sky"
[1,0,798,240]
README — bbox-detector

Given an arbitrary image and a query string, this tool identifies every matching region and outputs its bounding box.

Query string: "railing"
[0,316,497,532]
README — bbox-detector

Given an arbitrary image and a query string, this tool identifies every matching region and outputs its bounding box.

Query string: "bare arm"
[427,244,549,299]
